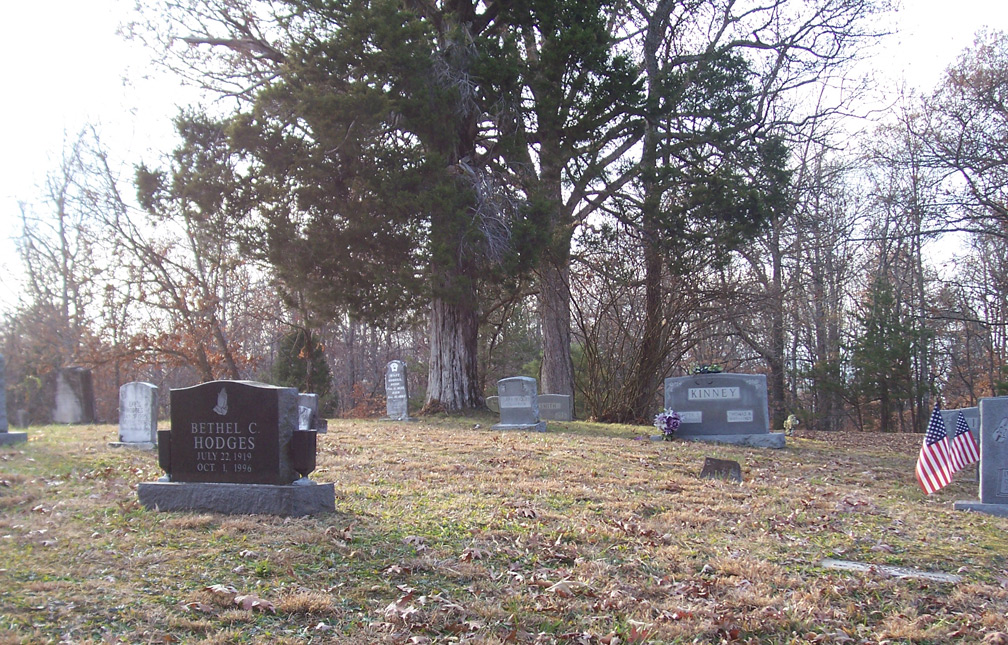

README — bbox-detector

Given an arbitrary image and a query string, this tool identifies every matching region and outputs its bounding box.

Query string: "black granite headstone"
[167,381,299,485]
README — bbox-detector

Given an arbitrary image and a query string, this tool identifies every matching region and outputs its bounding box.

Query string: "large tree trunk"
[424,292,481,411]
[538,258,574,398]
[768,221,788,431]
[627,231,664,422]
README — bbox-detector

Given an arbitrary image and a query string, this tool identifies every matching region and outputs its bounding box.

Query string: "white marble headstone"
[119,382,158,444]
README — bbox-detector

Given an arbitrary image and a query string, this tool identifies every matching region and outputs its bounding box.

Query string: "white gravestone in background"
[117,382,159,447]
[384,360,410,421]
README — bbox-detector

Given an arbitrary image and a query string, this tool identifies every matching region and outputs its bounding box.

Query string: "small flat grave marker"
[819,558,961,583]
[698,457,742,483]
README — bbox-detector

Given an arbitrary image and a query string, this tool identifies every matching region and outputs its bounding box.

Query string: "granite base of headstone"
[538,394,573,421]
[137,380,334,516]
[699,457,742,483]
[0,354,26,445]
[109,381,159,450]
[0,431,27,446]
[491,376,546,432]
[955,396,1008,518]
[662,373,785,449]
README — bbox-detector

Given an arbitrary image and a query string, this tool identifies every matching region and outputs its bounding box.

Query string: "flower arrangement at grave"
[689,363,723,375]
[784,414,800,436]
[654,409,681,441]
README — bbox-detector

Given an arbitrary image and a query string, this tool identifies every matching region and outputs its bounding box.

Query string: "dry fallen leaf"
[234,594,276,613]
[204,584,238,599]
[548,580,576,598]
[179,601,215,614]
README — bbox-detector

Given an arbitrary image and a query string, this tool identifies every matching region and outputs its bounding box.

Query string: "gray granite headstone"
[298,392,327,433]
[955,396,1008,518]
[0,355,26,445]
[384,360,410,420]
[538,394,572,421]
[663,373,784,448]
[116,382,158,447]
[491,377,546,432]
[941,407,979,439]
[49,367,96,424]
[138,380,334,516]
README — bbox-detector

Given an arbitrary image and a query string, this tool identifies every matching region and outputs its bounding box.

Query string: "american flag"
[916,405,954,494]
[949,411,980,473]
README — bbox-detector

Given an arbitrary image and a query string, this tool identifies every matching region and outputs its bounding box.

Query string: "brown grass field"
[1,415,1007,644]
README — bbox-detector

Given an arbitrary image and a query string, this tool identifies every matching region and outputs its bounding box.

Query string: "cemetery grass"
[1,420,1007,644]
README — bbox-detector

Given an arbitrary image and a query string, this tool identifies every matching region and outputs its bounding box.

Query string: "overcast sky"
[0,0,1005,308]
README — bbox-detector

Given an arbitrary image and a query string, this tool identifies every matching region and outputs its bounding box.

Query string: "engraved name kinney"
[688,387,741,401]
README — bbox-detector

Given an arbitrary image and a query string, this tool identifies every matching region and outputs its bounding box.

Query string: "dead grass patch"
[0,420,1006,643]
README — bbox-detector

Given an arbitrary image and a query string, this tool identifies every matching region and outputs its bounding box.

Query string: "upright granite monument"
[111,381,158,449]
[384,360,411,421]
[138,381,334,516]
[491,376,546,432]
[0,354,27,445]
[664,373,784,448]
[47,367,96,424]
[955,396,1008,518]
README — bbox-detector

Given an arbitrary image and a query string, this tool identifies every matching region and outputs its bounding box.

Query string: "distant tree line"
[3,2,1007,432]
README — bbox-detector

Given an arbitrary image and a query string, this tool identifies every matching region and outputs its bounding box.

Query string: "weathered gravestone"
[384,360,411,421]
[0,354,27,446]
[699,457,743,483]
[491,377,546,432]
[298,392,327,433]
[955,396,1008,518]
[137,381,334,516]
[111,382,158,449]
[485,396,500,414]
[664,373,785,448]
[538,394,573,422]
[47,367,96,424]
